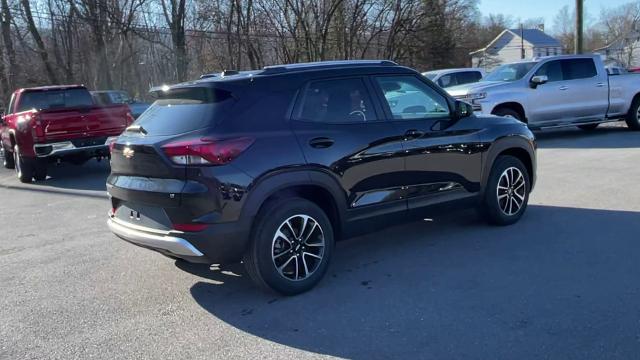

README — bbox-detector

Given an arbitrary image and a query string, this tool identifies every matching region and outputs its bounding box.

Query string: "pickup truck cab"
[1,85,134,182]
[446,55,640,131]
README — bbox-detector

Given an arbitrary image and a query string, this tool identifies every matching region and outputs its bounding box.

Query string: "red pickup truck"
[1,85,134,182]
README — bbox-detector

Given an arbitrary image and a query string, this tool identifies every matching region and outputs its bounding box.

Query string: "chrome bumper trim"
[34,141,108,157]
[107,217,204,257]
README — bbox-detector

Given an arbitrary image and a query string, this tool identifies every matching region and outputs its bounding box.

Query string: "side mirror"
[530,75,548,88]
[455,100,473,119]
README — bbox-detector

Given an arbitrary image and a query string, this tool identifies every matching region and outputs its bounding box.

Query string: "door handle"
[559,86,569,91]
[595,82,606,87]
[309,137,334,148]
[404,129,425,140]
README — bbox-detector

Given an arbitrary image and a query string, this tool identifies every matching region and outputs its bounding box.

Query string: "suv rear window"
[133,87,234,136]
[17,88,93,112]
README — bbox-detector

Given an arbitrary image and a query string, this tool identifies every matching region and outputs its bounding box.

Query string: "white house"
[470,29,563,69]
[594,30,640,68]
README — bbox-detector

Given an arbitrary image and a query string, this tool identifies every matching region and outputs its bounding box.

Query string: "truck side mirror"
[530,75,548,89]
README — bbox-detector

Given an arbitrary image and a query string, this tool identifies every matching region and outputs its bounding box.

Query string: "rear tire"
[493,107,524,122]
[578,124,599,131]
[480,155,530,226]
[625,97,640,131]
[2,144,14,169]
[14,145,34,183]
[243,197,334,296]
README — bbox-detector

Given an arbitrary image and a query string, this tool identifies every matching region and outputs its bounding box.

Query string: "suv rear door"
[371,74,482,210]
[290,77,407,219]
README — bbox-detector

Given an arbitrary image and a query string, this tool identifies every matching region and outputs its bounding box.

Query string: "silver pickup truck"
[446,54,640,131]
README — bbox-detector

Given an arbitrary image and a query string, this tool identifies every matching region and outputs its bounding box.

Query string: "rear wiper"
[125,125,147,135]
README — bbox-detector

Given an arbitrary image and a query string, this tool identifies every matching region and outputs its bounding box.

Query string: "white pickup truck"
[446,54,640,131]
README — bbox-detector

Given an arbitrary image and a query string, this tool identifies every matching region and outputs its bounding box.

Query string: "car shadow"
[535,123,640,149]
[33,160,109,192]
[184,205,640,358]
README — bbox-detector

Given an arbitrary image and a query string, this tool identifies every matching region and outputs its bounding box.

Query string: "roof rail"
[262,60,398,74]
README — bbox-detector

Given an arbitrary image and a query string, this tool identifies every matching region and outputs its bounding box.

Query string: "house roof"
[470,29,561,56]
[508,29,561,46]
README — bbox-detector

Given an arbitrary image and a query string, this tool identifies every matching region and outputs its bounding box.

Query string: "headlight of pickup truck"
[467,92,487,101]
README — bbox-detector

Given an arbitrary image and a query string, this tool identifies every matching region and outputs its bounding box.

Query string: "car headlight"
[467,92,487,101]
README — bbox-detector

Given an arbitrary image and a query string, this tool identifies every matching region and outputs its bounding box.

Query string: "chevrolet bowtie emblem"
[123,147,135,159]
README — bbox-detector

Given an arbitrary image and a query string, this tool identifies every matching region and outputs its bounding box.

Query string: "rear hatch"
[108,85,239,225]
[109,86,235,179]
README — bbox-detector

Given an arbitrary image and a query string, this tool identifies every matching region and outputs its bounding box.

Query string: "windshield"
[484,62,537,82]
[131,86,234,136]
[424,73,437,80]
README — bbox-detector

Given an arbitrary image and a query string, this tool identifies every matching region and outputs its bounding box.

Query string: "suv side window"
[562,58,597,80]
[535,60,563,82]
[375,76,450,120]
[295,78,377,123]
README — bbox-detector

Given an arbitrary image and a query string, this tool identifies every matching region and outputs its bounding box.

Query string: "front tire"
[2,144,14,169]
[626,97,640,131]
[243,197,334,295]
[14,145,34,183]
[480,155,530,226]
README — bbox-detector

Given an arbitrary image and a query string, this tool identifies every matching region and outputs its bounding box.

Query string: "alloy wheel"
[496,167,526,216]
[271,214,325,281]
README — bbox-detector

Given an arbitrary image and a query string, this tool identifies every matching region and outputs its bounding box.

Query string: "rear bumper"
[34,137,116,158]
[108,214,252,264]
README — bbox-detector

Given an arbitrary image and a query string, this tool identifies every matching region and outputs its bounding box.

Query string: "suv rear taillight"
[162,137,254,165]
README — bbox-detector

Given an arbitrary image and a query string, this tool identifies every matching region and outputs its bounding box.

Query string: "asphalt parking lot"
[1,124,640,359]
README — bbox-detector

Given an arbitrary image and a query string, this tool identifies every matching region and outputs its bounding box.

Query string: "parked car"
[446,54,640,131]
[423,68,484,88]
[0,85,134,182]
[107,60,536,295]
[91,90,150,118]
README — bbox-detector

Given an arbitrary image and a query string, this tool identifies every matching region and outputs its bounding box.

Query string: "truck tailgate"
[38,105,131,142]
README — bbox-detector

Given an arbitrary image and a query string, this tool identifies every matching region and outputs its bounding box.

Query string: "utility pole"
[520,24,525,59]
[575,0,584,54]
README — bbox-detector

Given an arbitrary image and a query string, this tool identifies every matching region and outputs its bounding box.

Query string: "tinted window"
[132,87,233,136]
[455,71,482,85]
[535,60,563,82]
[563,59,597,80]
[17,88,94,112]
[375,76,450,120]
[296,78,376,123]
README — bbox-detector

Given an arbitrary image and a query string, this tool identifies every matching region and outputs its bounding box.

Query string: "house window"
[546,48,550,56]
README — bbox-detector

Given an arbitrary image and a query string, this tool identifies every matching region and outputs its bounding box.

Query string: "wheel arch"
[492,102,527,123]
[482,136,536,195]
[241,169,347,238]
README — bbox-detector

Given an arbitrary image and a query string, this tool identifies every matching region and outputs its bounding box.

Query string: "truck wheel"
[578,124,599,131]
[33,160,47,181]
[2,144,14,169]
[243,197,334,296]
[14,145,34,183]
[626,97,640,131]
[479,155,530,226]
[493,108,524,122]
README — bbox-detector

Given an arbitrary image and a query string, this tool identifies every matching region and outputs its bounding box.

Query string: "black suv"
[107,60,536,295]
